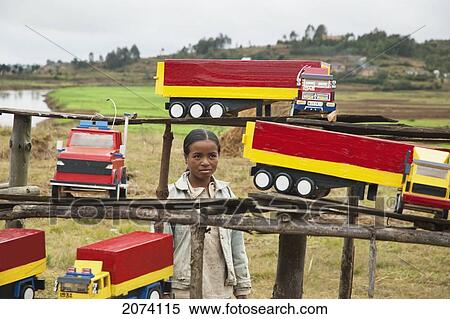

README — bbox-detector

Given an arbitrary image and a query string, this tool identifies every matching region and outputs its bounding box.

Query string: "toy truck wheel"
[169,103,186,118]
[295,177,315,197]
[189,103,205,118]
[20,285,35,299]
[394,194,404,215]
[208,103,225,118]
[274,173,293,193]
[253,170,273,190]
[147,287,161,299]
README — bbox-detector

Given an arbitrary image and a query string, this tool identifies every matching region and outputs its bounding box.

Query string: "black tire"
[274,173,293,193]
[295,177,316,198]
[169,102,187,118]
[20,284,35,299]
[253,170,273,191]
[188,102,205,118]
[434,209,449,220]
[147,287,161,299]
[395,194,404,215]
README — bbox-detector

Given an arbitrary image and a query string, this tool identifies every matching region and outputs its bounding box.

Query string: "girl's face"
[185,140,219,181]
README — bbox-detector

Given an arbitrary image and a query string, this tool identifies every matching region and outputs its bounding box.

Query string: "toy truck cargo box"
[0,229,46,286]
[243,121,415,188]
[76,231,173,286]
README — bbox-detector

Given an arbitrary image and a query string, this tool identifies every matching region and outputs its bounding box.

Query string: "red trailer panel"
[163,59,324,88]
[251,121,414,174]
[0,229,46,272]
[76,232,173,285]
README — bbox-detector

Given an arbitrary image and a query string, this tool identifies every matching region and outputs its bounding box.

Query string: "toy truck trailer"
[0,229,46,299]
[242,121,450,218]
[155,59,335,118]
[56,231,173,299]
[50,119,130,200]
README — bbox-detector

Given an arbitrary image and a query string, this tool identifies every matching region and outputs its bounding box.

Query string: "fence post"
[190,225,206,299]
[6,115,31,229]
[273,234,307,298]
[155,124,173,233]
[368,235,377,298]
[338,186,359,298]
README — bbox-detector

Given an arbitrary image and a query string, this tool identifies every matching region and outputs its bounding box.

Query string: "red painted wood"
[403,193,450,210]
[0,229,45,272]
[164,59,324,88]
[77,231,173,285]
[53,172,114,185]
[251,121,414,174]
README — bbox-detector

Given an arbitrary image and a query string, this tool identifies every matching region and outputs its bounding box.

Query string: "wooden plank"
[4,205,450,247]
[287,118,450,139]
[0,186,40,196]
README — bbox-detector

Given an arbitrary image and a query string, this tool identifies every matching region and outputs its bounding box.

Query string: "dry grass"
[1,121,449,299]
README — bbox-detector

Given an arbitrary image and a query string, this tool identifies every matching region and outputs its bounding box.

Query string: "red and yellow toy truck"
[155,59,335,118]
[56,231,173,299]
[242,121,450,218]
[0,229,46,299]
[50,119,129,200]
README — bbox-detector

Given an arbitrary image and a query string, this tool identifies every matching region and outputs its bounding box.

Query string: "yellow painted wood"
[0,258,46,286]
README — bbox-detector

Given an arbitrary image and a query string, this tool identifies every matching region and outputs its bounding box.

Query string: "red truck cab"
[50,120,128,199]
[292,66,337,114]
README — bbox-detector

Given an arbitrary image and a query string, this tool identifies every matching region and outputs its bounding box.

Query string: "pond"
[0,90,51,127]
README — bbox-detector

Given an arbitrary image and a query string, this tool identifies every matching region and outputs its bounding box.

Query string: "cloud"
[0,0,449,64]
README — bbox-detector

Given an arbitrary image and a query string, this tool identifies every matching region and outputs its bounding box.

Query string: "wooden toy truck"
[50,119,131,200]
[0,229,46,299]
[56,231,173,299]
[242,121,450,218]
[155,59,336,118]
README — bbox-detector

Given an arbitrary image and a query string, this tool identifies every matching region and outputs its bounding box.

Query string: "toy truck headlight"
[67,267,76,273]
[326,102,336,107]
[56,160,65,166]
[105,164,113,169]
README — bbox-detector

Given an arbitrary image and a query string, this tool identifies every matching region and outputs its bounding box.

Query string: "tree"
[289,31,298,42]
[130,44,140,60]
[313,24,327,43]
[303,24,315,42]
[88,52,94,63]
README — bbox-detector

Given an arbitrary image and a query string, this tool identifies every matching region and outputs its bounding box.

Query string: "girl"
[164,129,251,299]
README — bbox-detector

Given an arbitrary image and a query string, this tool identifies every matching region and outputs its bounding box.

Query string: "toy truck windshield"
[58,277,90,293]
[69,132,114,148]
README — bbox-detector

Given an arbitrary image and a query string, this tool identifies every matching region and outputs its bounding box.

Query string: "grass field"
[0,85,449,298]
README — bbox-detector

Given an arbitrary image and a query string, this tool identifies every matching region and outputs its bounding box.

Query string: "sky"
[1,0,449,65]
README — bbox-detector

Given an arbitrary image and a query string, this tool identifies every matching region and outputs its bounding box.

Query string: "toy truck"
[155,59,336,118]
[242,121,450,218]
[56,231,173,299]
[0,229,46,299]
[291,66,336,114]
[50,118,131,200]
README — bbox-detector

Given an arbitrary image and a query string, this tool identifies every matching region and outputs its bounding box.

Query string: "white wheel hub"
[189,103,204,118]
[23,287,34,299]
[297,180,313,196]
[169,103,185,118]
[254,171,271,189]
[209,103,224,118]
[275,175,291,192]
[149,290,160,299]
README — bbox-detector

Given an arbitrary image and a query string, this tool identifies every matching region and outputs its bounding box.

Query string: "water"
[0,90,51,127]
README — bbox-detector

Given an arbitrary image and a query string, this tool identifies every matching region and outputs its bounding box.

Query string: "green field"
[47,86,224,135]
